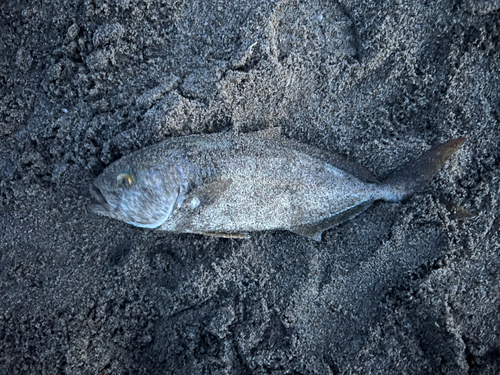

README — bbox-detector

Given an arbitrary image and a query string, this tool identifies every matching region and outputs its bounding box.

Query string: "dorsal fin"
[290,199,374,241]
[320,153,378,183]
[257,135,378,183]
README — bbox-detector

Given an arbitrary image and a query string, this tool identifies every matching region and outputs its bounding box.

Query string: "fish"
[90,128,465,241]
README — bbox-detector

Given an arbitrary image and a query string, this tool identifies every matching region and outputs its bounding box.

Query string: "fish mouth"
[89,183,111,215]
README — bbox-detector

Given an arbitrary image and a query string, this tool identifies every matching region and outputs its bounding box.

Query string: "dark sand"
[1,0,499,373]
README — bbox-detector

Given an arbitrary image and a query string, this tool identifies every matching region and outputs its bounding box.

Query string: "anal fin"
[438,195,473,220]
[290,199,374,241]
[252,127,282,140]
[201,232,251,239]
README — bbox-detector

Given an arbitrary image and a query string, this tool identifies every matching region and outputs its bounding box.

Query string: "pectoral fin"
[189,179,233,207]
[290,199,374,241]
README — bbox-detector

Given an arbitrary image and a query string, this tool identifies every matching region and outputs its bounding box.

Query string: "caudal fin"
[382,137,465,201]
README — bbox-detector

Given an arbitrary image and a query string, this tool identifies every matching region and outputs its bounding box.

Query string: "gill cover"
[119,167,181,228]
[91,164,182,229]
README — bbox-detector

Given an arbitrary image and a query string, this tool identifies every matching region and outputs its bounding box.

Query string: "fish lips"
[89,183,114,216]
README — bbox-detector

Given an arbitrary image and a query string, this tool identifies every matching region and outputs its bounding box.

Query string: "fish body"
[90,130,464,241]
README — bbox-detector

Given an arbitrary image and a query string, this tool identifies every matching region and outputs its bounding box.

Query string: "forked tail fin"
[382,137,466,201]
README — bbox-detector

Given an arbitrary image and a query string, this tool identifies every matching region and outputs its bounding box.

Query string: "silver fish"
[90,129,465,241]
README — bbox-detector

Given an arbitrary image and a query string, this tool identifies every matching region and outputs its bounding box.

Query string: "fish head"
[90,155,182,228]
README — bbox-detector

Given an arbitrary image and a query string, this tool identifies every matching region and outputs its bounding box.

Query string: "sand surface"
[1,0,499,373]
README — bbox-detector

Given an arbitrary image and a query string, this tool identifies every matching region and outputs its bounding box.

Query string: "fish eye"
[116,171,134,187]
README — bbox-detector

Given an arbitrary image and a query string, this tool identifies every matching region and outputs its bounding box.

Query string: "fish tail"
[381,137,465,202]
